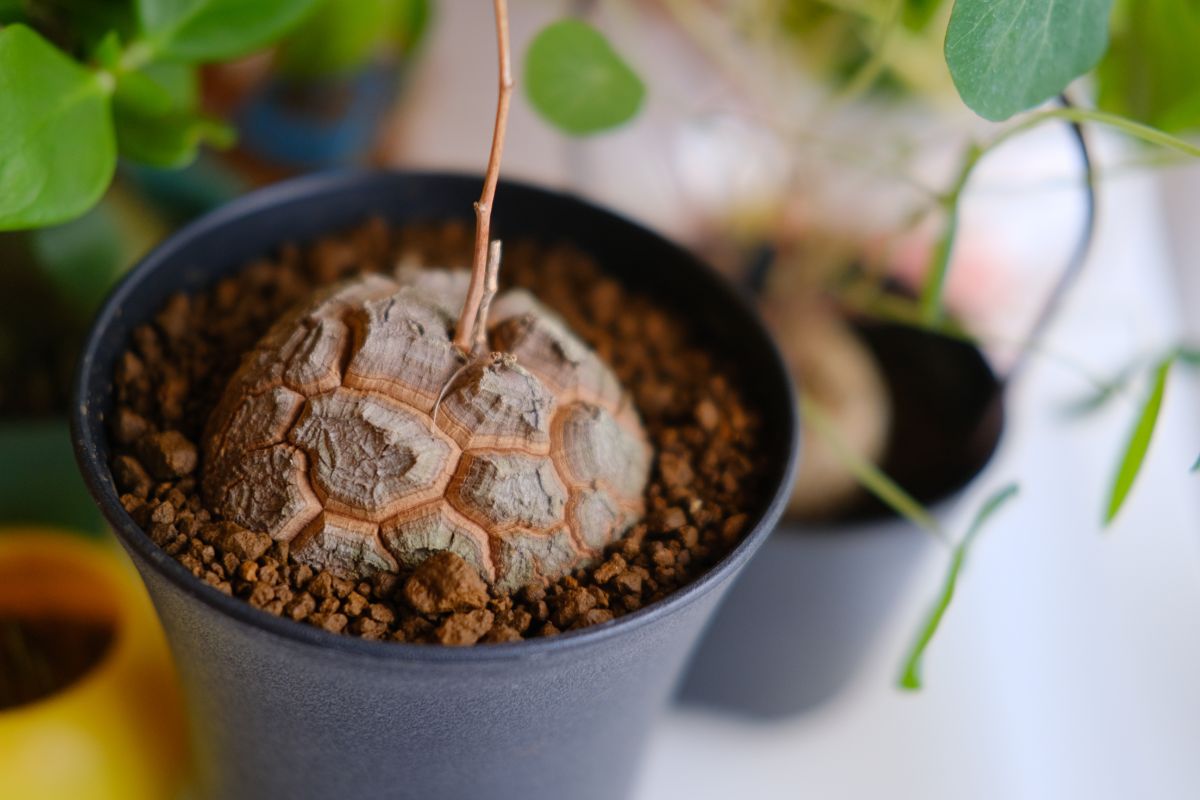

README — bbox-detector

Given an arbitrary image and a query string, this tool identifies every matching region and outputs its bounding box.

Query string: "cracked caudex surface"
[202,267,651,592]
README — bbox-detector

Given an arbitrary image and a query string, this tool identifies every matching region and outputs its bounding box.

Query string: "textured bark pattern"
[203,267,650,591]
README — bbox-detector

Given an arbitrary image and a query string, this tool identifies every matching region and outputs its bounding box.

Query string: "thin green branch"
[919,105,1200,324]
[898,483,1020,690]
[833,0,905,103]
[799,392,947,543]
[918,142,981,322]
[837,276,1126,397]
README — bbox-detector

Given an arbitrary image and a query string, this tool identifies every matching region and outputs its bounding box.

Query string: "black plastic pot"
[679,322,1004,717]
[71,171,799,799]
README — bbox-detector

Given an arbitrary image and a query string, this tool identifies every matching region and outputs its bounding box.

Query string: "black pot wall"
[71,171,799,799]
[679,322,1004,717]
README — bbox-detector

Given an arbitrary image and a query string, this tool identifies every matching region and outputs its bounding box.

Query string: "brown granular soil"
[108,219,764,644]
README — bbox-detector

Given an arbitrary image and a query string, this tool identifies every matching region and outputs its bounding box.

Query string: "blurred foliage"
[901,0,943,31]
[275,0,429,78]
[768,0,953,98]
[0,180,166,417]
[0,421,105,535]
[1096,0,1200,133]
[1,0,137,57]
[0,0,321,230]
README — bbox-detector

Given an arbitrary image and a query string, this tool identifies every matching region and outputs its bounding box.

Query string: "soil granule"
[107,219,764,644]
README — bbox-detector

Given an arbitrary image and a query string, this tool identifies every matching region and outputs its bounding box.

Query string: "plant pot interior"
[822,320,1004,524]
[78,171,797,650]
[0,540,117,710]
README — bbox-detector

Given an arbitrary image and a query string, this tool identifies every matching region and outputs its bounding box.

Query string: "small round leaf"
[945,0,1114,121]
[524,19,645,136]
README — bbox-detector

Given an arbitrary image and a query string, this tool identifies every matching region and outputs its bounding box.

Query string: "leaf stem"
[454,0,513,352]
[898,483,1019,690]
[919,101,1200,324]
[90,37,156,95]
[831,0,904,105]
[799,392,947,544]
[918,142,981,322]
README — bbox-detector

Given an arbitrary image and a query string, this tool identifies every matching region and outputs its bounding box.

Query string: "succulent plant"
[202,266,651,592]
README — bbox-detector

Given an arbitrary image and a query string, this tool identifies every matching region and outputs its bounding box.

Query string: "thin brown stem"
[453,0,514,352]
[474,239,502,353]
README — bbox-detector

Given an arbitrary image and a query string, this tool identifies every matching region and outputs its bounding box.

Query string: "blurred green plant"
[0,421,105,535]
[275,0,428,79]
[898,483,1019,690]
[1097,0,1200,132]
[1065,346,1200,525]
[0,0,322,230]
[1103,359,1171,525]
[526,0,1200,687]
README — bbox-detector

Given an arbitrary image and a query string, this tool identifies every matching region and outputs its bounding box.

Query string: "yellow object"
[0,530,189,799]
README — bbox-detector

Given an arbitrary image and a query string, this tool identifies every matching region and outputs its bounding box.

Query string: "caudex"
[200,0,653,592]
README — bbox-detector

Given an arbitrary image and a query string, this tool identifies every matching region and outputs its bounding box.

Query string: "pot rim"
[71,169,800,664]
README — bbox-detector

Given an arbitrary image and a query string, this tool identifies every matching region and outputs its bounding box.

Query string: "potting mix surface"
[108,220,764,644]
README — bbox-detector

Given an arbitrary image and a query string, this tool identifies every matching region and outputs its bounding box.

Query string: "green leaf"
[276,0,411,78]
[1192,453,1200,473]
[0,421,105,535]
[525,19,645,136]
[1097,0,1200,133]
[111,60,224,168]
[0,25,116,230]
[114,61,198,116]
[137,0,322,61]
[115,68,178,116]
[115,105,233,168]
[1104,359,1171,525]
[92,31,123,69]
[899,483,1019,690]
[800,393,943,539]
[944,0,1114,121]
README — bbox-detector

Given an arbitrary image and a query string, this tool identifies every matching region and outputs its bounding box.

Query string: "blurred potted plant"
[523,0,1200,711]
[218,0,430,178]
[0,529,188,799]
